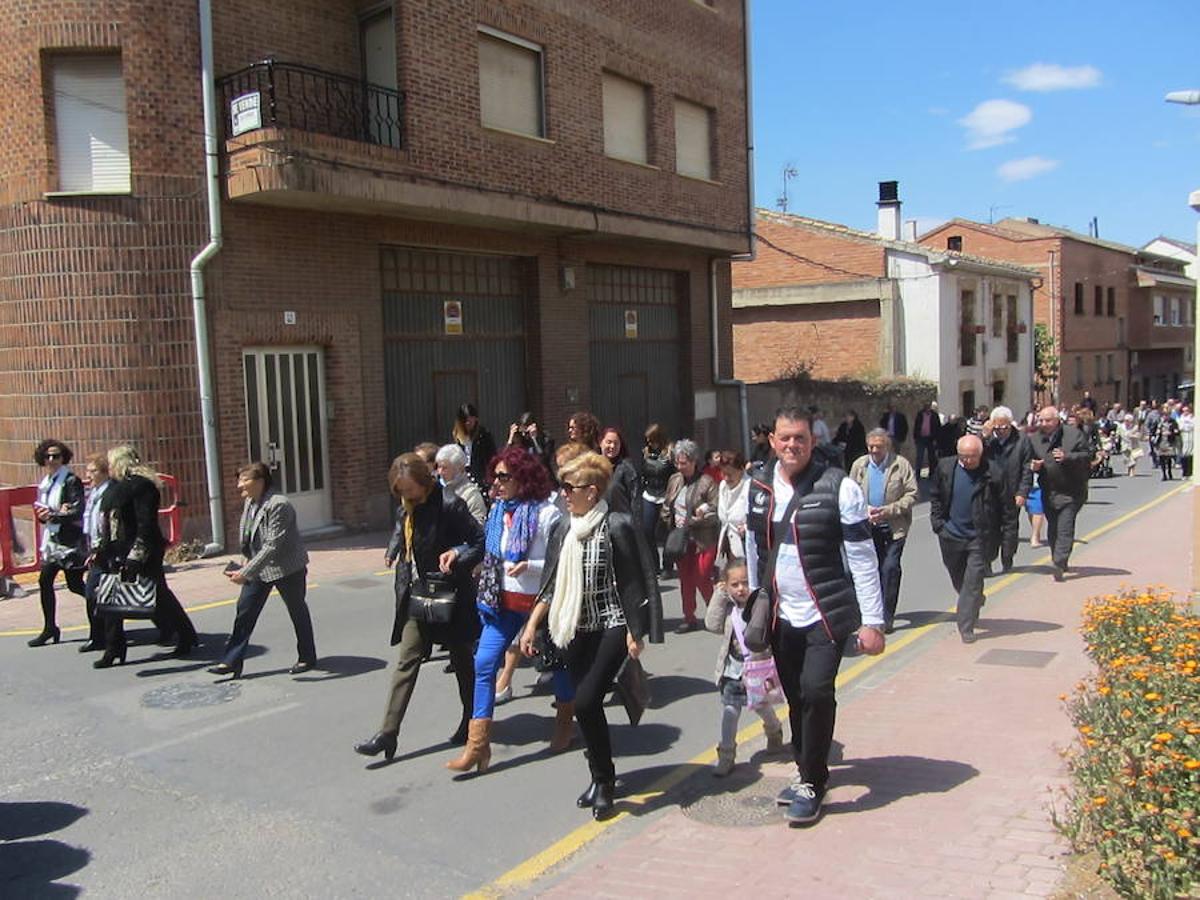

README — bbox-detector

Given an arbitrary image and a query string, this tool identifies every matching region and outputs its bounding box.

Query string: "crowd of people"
[18,389,1187,828]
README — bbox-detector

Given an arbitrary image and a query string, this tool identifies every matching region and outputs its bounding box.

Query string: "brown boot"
[549,701,576,753]
[445,718,492,773]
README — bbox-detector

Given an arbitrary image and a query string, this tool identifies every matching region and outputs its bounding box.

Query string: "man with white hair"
[983,405,1029,572]
[1018,407,1091,581]
[435,444,487,525]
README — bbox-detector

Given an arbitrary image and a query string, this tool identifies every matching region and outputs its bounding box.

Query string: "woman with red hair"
[447,446,575,773]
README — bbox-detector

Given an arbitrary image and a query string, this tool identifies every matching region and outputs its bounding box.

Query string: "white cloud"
[997,156,1060,182]
[959,99,1032,150]
[1003,63,1102,92]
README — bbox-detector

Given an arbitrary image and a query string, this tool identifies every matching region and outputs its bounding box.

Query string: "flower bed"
[1055,588,1199,898]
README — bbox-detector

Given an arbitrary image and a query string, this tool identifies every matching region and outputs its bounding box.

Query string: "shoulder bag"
[408,573,457,625]
[96,572,158,618]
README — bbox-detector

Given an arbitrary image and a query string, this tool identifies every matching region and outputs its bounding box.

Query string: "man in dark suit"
[879,401,909,447]
[1018,407,1091,581]
[912,402,941,478]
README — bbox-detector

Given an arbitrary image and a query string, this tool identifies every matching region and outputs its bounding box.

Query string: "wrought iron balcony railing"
[216,59,403,149]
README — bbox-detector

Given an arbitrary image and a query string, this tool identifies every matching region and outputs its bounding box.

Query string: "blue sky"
[750,0,1200,248]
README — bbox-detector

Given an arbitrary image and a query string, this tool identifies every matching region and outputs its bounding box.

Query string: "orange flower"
[1184,760,1200,771]
[1145,692,1161,700]
[1153,732,1174,742]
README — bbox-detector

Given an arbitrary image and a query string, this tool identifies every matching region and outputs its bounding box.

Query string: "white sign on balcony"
[230,91,262,137]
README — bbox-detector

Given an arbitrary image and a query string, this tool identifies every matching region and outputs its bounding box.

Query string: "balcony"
[216,60,403,149]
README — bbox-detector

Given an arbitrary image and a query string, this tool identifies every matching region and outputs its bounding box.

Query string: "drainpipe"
[707,0,757,460]
[189,0,225,555]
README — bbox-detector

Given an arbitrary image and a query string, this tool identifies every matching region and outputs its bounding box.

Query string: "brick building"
[921,218,1195,408]
[0,0,752,542]
[732,189,1036,417]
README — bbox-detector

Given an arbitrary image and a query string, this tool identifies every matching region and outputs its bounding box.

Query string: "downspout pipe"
[189,0,225,555]
[708,0,755,460]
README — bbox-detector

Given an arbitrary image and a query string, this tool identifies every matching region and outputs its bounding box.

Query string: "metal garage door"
[588,264,685,445]
[381,247,529,456]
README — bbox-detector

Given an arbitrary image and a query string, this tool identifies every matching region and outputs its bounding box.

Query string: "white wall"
[889,249,942,386]
[1144,238,1198,281]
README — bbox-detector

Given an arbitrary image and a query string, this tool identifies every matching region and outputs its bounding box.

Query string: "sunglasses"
[560,481,591,494]
[44,452,62,460]
[493,471,513,483]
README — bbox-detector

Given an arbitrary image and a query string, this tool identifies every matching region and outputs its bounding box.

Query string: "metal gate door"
[243,347,332,530]
[588,264,684,444]
[381,247,528,456]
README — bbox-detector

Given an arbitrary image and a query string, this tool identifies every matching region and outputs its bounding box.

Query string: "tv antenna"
[776,165,798,212]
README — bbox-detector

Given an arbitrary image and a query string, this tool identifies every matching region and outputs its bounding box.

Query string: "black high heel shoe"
[93,649,127,669]
[354,732,398,760]
[591,780,616,820]
[289,660,314,675]
[28,627,61,648]
[207,662,242,680]
[576,781,599,808]
[78,639,102,653]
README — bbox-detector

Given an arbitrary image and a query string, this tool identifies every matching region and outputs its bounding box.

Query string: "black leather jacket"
[539,511,664,644]
[386,484,485,645]
[604,458,640,515]
[95,475,166,576]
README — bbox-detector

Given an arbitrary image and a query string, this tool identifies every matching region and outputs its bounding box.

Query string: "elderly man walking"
[983,406,1030,572]
[1018,406,1090,581]
[849,429,918,633]
[929,435,1004,643]
[745,406,885,826]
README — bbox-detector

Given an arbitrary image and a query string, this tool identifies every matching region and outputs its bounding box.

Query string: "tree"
[1033,323,1058,402]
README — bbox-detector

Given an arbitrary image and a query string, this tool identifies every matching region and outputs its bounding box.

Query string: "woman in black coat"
[355,452,485,761]
[520,452,664,820]
[599,427,639,514]
[832,412,867,470]
[92,446,197,667]
[452,403,498,493]
[29,439,87,647]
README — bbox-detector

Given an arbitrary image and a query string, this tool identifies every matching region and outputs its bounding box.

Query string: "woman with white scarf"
[520,452,663,820]
[29,439,87,647]
[715,449,750,564]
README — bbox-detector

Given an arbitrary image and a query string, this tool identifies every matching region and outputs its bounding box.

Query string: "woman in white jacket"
[715,450,750,565]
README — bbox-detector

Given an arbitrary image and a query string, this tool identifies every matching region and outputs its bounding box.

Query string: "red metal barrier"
[1,473,182,578]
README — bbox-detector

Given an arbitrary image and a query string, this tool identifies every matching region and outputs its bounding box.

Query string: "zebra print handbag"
[96,573,159,618]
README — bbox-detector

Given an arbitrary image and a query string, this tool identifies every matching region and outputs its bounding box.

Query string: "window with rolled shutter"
[674,97,713,180]
[602,72,649,164]
[477,29,543,138]
[52,54,131,193]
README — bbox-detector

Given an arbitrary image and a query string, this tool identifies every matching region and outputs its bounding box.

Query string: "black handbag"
[613,656,651,726]
[96,572,158,619]
[408,573,457,625]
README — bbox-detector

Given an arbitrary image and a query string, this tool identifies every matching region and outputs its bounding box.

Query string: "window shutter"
[602,73,648,164]
[53,55,131,193]
[674,98,712,180]
[478,33,542,137]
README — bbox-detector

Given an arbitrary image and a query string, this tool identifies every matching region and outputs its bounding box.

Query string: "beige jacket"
[661,471,720,550]
[848,453,918,539]
[704,584,772,683]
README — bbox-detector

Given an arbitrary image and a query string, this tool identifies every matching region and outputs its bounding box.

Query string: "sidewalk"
[0,530,393,636]
[524,486,1195,900]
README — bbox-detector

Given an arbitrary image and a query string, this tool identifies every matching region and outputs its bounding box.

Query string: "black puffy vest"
[747,460,862,642]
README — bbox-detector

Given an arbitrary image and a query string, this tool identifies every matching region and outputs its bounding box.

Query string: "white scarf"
[38,467,69,553]
[548,500,609,649]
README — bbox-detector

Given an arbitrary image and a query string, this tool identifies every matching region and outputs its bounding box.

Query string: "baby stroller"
[1092,424,1117,479]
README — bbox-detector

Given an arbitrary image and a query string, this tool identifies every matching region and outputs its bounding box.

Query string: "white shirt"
[501,501,560,595]
[745,465,884,628]
[812,418,832,445]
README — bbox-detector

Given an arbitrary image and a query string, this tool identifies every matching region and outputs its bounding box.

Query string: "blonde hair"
[557,451,613,496]
[107,445,160,485]
[555,441,589,470]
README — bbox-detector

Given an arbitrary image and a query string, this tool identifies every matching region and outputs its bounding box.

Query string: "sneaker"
[783,782,824,825]
[775,774,809,806]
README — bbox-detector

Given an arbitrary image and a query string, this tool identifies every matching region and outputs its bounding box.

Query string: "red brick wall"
[733,217,885,290]
[732,301,882,384]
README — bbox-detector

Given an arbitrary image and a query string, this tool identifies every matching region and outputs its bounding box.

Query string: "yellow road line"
[465,481,1190,899]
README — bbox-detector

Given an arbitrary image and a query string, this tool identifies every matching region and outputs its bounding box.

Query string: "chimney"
[947,235,963,252]
[877,181,901,241]
[903,219,918,242]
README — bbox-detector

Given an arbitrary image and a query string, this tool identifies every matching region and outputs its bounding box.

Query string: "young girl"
[704,558,785,776]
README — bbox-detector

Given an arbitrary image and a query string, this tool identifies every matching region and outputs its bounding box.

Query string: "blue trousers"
[473,607,573,718]
[220,568,316,666]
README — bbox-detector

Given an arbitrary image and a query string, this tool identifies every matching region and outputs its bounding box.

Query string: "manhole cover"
[976,649,1057,668]
[680,772,786,827]
[141,682,242,709]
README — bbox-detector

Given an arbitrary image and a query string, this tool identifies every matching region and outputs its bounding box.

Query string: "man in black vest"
[745,407,885,827]
[929,435,1005,643]
[1018,406,1090,581]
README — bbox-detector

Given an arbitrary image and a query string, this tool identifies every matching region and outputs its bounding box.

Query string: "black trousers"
[771,618,845,792]
[938,533,988,635]
[565,626,629,783]
[999,499,1020,568]
[37,561,85,632]
[1043,500,1080,570]
[220,568,316,666]
[103,572,196,654]
[83,565,105,643]
[870,525,905,628]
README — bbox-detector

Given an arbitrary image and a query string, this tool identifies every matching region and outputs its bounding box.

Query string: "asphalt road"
[0,470,1183,898]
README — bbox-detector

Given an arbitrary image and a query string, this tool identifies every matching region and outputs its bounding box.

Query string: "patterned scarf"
[478,498,542,612]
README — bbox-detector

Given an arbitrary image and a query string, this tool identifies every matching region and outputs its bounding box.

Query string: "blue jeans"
[221,568,316,666]
[473,607,573,718]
